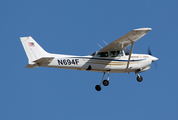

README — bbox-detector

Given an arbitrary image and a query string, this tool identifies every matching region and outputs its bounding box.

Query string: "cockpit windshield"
[124,48,130,55]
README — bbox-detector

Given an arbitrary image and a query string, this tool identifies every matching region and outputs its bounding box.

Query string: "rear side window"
[90,52,96,56]
[97,52,108,57]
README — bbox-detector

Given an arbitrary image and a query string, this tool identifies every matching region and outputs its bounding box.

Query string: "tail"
[20,36,54,68]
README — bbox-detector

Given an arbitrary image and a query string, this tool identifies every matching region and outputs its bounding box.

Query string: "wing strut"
[126,42,134,70]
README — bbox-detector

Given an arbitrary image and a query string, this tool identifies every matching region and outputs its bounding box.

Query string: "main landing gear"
[95,72,143,91]
[95,72,110,91]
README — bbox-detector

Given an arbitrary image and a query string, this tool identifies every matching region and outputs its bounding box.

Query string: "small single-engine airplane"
[20,28,158,91]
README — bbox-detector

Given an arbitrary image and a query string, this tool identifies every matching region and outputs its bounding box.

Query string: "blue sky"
[0,0,178,120]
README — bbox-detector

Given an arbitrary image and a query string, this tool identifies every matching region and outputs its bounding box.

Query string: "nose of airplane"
[151,56,158,62]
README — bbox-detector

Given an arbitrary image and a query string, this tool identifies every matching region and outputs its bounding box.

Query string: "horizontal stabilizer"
[25,64,39,68]
[34,57,54,64]
[25,57,54,68]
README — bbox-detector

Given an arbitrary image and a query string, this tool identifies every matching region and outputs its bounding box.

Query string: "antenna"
[97,43,103,48]
[103,40,108,45]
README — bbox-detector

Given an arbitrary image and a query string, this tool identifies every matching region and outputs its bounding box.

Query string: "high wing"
[98,28,152,52]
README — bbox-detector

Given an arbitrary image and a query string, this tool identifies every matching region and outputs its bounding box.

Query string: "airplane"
[20,28,158,91]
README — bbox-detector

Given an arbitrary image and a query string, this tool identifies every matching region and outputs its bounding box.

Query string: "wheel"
[95,85,101,91]
[137,76,143,82]
[103,80,109,86]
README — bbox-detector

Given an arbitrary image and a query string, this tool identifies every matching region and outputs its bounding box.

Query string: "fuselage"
[43,52,157,73]
[20,36,158,74]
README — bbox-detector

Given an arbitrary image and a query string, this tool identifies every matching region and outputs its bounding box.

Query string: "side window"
[117,50,123,56]
[97,52,108,57]
[110,51,117,57]
[90,52,96,56]
[110,50,123,57]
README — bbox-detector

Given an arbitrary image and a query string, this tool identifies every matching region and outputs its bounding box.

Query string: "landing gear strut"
[95,72,110,91]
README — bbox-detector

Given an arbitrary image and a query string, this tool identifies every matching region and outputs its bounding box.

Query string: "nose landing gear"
[136,73,143,82]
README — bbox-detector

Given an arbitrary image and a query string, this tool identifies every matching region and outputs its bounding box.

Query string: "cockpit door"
[89,51,111,71]
[110,50,126,72]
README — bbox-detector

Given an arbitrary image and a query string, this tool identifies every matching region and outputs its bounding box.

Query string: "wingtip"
[134,28,152,31]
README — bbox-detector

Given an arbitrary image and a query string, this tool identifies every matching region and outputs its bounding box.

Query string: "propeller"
[147,47,158,69]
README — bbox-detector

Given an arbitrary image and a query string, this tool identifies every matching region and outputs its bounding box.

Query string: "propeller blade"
[148,47,152,56]
[154,61,158,70]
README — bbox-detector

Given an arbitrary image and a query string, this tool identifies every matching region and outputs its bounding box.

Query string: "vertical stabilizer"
[20,36,50,66]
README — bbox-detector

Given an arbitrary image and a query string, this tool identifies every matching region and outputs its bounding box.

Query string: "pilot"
[117,50,123,56]
[111,51,117,57]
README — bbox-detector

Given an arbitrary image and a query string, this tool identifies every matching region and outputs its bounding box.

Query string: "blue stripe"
[67,57,145,62]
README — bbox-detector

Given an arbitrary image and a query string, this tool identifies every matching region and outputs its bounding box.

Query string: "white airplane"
[20,28,158,91]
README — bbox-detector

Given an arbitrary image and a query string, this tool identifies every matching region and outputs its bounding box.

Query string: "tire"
[95,85,101,91]
[137,76,143,82]
[103,80,109,86]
